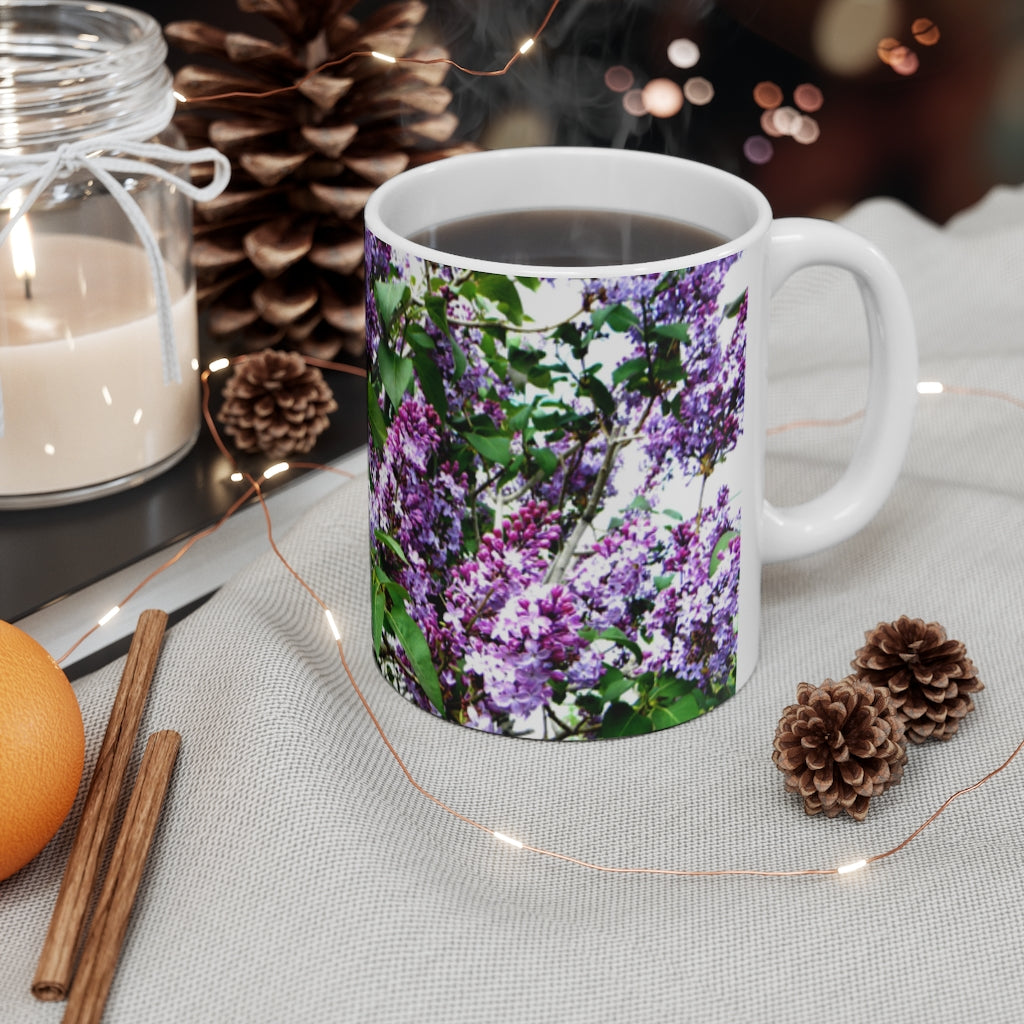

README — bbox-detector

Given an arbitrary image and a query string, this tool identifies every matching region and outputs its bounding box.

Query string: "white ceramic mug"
[364,147,917,740]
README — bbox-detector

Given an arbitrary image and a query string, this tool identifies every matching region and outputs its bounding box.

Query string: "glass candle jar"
[0,0,229,508]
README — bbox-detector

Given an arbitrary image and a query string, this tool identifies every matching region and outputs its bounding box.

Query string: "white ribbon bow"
[0,138,231,437]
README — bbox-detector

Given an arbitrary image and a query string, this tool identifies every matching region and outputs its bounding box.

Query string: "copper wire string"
[177,0,564,105]
[56,358,1024,879]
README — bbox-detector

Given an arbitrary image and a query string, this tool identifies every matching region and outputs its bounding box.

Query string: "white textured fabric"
[3,188,1024,1023]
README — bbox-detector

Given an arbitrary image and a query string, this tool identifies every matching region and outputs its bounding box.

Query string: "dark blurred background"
[143,0,1024,224]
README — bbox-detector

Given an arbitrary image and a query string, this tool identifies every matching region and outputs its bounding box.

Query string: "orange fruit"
[0,621,85,882]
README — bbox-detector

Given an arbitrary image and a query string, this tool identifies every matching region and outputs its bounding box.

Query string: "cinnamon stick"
[62,731,181,1024]
[33,609,169,1001]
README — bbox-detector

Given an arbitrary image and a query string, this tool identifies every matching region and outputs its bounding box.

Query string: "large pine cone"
[773,677,908,821]
[166,1,474,362]
[851,616,984,743]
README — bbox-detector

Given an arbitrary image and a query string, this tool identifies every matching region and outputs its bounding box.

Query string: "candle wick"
[23,276,32,300]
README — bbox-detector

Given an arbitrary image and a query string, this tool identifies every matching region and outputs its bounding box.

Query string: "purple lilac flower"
[370,397,468,610]
[463,583,587,719]
[582,259,745,493]
[442,501,587,722]
[528,423,614,529]
[364,229,393,360]
[561,510,661,689]
[643,486,740,691]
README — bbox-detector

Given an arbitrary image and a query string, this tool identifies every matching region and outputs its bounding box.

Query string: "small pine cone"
[217,349,338,459]
[851,616,984,744]
[773,677,907,821]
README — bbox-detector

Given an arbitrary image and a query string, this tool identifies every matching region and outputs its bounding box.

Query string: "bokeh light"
[667,38,700,69]
[889,45,920,76]
[641,77,684,118]
[753,81,784,109]
[622,89,647,116]
[793,83,824,112]
[813,0,900,76]
[912,17,941,46]
[760,108,783,137]
[604,65,634,93]
[743,135,774,165]
[876,37,901,65]
[770,105,801,135]
[792,116,821,144]
[683,76,715,106]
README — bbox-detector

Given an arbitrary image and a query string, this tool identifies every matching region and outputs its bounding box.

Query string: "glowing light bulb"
[917,381,945,394]
[325,609,341,641]
[837,858,868,875]
[371,50,397,64]
[208,357,231,373]
[493,831,524,849]
[98,606,121,627]
[518,38,535,55]
[263,462,290,479]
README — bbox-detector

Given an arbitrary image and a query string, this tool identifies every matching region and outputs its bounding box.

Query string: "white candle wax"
[0,233,199,499]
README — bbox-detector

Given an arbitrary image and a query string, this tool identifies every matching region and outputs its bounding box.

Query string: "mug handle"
[761,218,918,563]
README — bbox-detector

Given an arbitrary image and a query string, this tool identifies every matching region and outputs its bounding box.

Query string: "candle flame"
[5,190,36,295]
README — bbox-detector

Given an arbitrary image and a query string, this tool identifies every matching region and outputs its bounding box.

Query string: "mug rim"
[364,146,773,276]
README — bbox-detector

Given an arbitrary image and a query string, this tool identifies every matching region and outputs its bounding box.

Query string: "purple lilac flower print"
[644,486,740,693]
[368,241,746,738]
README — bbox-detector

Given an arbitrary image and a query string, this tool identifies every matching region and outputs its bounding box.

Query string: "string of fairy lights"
[48,2,1021,881]
[52,354,1024,882]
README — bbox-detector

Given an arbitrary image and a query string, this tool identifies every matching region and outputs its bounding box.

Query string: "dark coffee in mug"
[409,208,726,266]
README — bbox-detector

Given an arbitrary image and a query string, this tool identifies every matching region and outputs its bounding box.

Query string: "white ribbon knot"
[0,136,231,437]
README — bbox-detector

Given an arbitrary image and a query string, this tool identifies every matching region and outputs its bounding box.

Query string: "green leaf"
[507,403,534,432]
[661,692,703,724]
[724,289,747,318]
[581,373,616,419]
[367,382,388,450]
[592,302,640,333]
[516,276,542,291]
[599,702,654,737]
[611,356,649,386]
[450,338,468,381]
[652,322,692,343]
[464,432,513,466]
[709,529,740,577]
[597,666,633,703]
[374,528,410,566]
[385,605,445,713]
[412,350,448,423]
[424,294,450,335]
[579,625,643,661]
[373,280,408,331]
[405,324,436,352]
[477,274,523,325]
[377,343,414,409]
[649,676,696,703]
[651,356,684,384]
[576,692,605,717]
[653,573,675,592]
[533,446,559,475]
[371,588,386,655]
